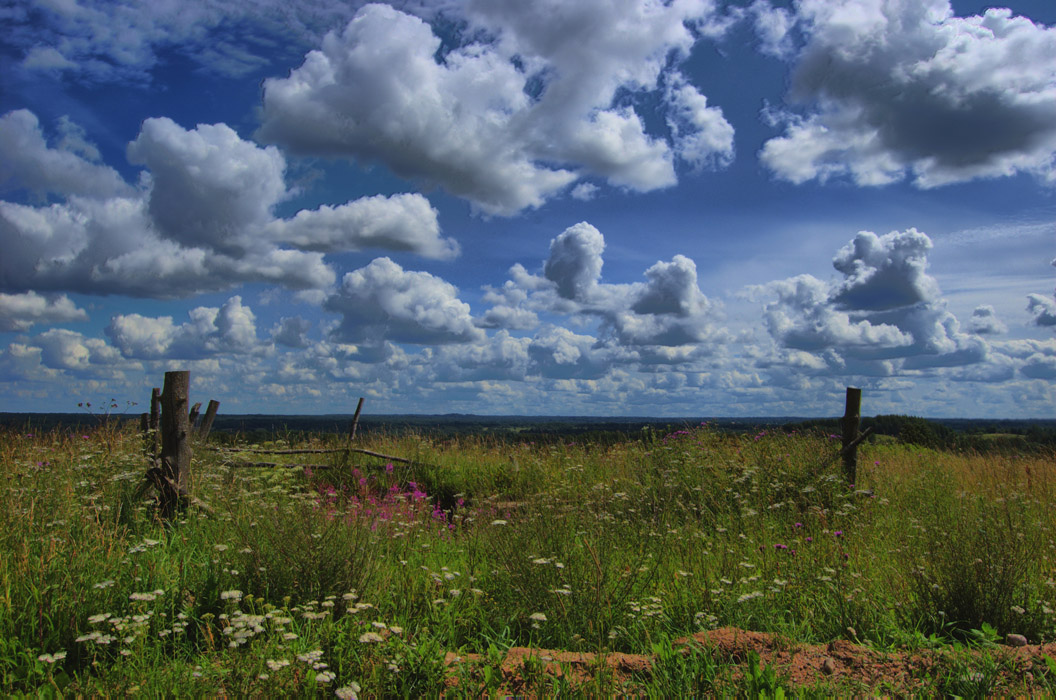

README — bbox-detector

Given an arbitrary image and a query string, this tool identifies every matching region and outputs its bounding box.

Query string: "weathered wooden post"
[841,387,862,485]
[158,371,191,515]
[188,402,202,429]
[198,399,220,440]
[348,397,365,442]
[149,387,161,431]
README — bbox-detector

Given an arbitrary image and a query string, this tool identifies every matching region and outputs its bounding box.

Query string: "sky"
[1,0,1055,418]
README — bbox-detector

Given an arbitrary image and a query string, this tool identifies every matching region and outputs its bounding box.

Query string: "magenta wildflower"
[385,462,394,473]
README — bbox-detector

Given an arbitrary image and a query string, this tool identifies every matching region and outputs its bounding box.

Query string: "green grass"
[1,422,1055,695]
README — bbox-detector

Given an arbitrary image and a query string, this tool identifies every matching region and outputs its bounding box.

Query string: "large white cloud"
[106,296,263,359]
[265,193,457,259]
[34,328,126,373]
[492,221,727,352]
[259,1,735,215]
[760,0,1056,188]
[127,118,290,254]
[0,110,131,199]
[758,228,997,374]
[0,111,452,297]
[325,257,485,346]
[543,222,606,302]
[0,291,88,331]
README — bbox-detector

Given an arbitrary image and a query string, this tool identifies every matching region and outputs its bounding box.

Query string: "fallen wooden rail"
[226,461,336,470]
[214,446,413,464]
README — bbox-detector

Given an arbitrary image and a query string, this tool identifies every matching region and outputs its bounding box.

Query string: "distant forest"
[3,411,1055,454]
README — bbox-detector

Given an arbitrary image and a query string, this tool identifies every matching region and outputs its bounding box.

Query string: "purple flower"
[385,462,394,473]
[834,530,843,538]
[806,537,813,543]
[794,522,803,529]
[774,543,788,550]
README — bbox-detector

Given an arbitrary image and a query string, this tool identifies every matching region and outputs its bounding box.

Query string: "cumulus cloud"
[34,328,125,373]
[543,222,606,302]
[0,291,88,331]
[259,1,735,215]
[969,305,1007,335]
[527,326,628,380]
[325,257,485,346]
[830,229,940,310]
[759,228,994,374]
[477,282,539,330]
[1027,293,1056,327]
[428,331,531,382]
[750,0,796,58]
[0,343,60,382]
[0,110,131,199]
[1020,353,1056,379]
[271,316,313,348]
[265,193,458,259]
[0,111,451,297]
[484,221,727,354]
[761,1,1056,188]
[127,118,290,254]
[106,296,263,359]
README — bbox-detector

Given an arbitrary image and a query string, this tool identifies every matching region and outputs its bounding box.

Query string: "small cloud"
[570,183,599,201]
[968,305,1007,335]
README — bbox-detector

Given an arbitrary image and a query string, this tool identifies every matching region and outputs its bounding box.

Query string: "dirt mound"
[443,626,1056,695]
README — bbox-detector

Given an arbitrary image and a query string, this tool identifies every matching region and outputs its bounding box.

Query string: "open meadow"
[3,420,1056,696]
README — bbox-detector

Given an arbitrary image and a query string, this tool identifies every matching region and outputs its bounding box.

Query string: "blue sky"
[1,0,1054,418]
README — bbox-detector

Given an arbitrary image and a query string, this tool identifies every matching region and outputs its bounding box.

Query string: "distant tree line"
[784,415,1056,455]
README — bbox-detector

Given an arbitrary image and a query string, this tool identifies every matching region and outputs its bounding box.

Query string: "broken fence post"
[159,370,192,516]
[841,387,862,486]
[198,399,220,440]
[188,402,202,429]
[348,397,365,442]
[149,387,161,432]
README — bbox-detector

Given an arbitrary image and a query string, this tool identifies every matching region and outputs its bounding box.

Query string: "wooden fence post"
[198,400,220,440]
[159,371,191,515]
[149,387,161,431]
[188,402,202,429]
[348,397,365,442]
[842,387,862,485]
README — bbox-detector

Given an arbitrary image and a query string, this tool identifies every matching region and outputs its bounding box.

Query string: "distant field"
[2,421,1056,695]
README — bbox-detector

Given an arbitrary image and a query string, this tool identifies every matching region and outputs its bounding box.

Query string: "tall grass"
[1,422,1054,695]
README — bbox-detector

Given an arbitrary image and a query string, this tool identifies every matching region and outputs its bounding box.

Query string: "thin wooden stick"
[348,397,365,442]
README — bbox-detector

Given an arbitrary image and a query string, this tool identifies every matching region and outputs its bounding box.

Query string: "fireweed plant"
[1,422,1055,695]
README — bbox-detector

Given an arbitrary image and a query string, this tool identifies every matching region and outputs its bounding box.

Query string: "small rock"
[821,658,836,675]
[1006,633,1028,647]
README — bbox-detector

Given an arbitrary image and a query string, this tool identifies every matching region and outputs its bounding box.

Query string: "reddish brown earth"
[443,626,1056,695]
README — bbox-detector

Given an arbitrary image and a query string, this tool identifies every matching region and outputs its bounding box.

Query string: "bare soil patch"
[443,626,1056,695]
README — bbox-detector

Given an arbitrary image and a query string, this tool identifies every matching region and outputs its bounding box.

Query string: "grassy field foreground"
[2,421,1056,696]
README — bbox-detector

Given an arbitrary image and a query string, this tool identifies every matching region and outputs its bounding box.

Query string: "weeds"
[0,422,1054,695]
